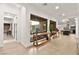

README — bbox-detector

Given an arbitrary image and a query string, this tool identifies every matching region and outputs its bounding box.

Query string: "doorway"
[4,23,13,40]
[3,17,17,44]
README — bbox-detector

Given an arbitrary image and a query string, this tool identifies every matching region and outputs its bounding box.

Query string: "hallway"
[0,34,77,55]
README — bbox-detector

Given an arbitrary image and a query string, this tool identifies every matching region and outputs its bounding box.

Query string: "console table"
[32,32,48,46]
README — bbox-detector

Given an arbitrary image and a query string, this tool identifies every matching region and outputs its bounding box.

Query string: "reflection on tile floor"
[0,34,78,55]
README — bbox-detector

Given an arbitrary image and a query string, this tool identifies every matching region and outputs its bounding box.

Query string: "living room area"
[0,3,79,55]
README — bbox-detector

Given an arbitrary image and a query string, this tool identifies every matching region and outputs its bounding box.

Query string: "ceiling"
[18,3,78,26]
[19,3,79,19]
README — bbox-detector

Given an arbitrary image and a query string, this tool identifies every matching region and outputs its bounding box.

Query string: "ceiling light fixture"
[62,13,65,16]
[55,6,59,9]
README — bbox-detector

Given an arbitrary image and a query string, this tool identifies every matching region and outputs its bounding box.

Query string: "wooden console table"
[32,32,48,46]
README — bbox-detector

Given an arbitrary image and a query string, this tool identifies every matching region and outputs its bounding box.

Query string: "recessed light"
[62,13,65,16]
[62,20,65,22]
[55,6,59,9]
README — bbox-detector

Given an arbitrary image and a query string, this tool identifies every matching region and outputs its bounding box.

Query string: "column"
[20,6,31,48]
[0,11,4,47]
[75,18,79,38]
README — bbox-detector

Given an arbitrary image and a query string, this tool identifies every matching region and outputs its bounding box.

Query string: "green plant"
[49,24,56,33]
[49,25,53,33]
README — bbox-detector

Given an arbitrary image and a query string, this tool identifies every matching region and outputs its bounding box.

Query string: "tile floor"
[0,34,78,55]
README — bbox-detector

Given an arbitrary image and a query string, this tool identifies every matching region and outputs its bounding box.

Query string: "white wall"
[75,18,79,38]
[0,4,31,48]
[0,4,21,47]
[56,17,63,31]
[0,10,4,47]
[19,6,30,47]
